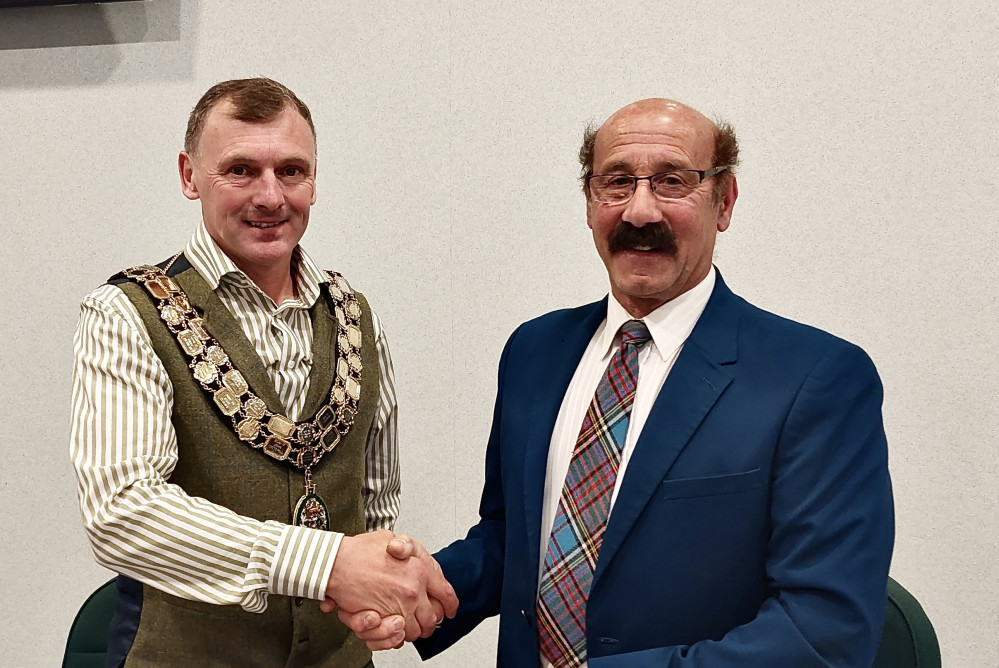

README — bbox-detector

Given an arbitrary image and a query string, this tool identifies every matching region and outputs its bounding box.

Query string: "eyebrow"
[220,153,314,169]
[598,159,686,174]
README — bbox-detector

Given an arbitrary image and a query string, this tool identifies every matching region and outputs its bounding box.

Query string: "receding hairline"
[184,77,316,157]
[187,100,317,158]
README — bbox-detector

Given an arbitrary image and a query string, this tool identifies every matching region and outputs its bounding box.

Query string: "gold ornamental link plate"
[268,414,296,439]
[160,305,184,326]
[213,387,241,416]
[237,418,261,441]
[223,370,248,395]
[171,295,192,312]
[205,345,228,366]
[346,378,361,401]
[189,319,210,341]
[347,325,362,349]
[178,329,204,356]
[193,361,218,384]
[147,279,171,301]
[244,396,267,419]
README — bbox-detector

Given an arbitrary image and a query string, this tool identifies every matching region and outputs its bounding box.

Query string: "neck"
[242,259,297,303]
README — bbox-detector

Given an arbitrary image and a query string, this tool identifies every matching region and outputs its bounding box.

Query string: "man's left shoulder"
[726,290,877,373]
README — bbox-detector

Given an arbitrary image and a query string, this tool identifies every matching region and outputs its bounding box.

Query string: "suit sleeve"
[414,327,522,658]
[590,343,895,668]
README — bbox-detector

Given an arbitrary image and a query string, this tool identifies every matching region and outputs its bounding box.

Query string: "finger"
[319,597,337,614]
[403,612,423,643]
[424,558,459,617]
[412,596,440,638]
[337,609,385,635]
[430,598,444,625]
[415,597,445,637]
[386,536,415,561]
[351,614,406,642]
[365,630,406,652]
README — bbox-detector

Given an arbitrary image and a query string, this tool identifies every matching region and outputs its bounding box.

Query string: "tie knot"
[619,319,651,348]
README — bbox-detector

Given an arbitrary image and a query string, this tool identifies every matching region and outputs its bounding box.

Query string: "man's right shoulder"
[81,282,128,308]
[504,300,604,351]
[518,300,602,333]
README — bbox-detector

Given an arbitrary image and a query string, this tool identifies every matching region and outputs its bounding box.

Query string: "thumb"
[386,536,416,561]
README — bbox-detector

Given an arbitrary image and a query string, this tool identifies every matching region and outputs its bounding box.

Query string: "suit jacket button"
[521,609,534,625]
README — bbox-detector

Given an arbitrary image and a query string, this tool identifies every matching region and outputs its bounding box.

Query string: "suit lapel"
[593,275,741,583]
[523,300,607,574]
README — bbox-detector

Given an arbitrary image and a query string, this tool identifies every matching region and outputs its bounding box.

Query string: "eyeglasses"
[586,166,731,204]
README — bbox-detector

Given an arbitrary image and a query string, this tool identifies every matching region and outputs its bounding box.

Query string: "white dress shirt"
[538,268,716,668]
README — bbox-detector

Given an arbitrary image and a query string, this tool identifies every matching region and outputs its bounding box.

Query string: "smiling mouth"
[245,220,284,229]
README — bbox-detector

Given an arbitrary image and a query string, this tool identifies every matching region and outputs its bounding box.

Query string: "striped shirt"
[70,223,400,612]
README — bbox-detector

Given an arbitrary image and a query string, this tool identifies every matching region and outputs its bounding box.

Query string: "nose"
[252,170,285,210]
[621,180,663,227]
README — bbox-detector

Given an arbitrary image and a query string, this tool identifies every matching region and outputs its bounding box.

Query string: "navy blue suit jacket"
[417,275,894,666]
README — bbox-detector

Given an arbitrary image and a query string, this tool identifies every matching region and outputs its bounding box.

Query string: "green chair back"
[64,576,939,667]
[873,577,941,668]
[63,579,117,668]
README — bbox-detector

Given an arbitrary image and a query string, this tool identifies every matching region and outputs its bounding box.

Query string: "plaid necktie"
[537,319,652,667]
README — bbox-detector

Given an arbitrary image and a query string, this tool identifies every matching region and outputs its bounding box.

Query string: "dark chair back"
[873,577,941,668]
[63,579,117,668]
[66,576,939,667]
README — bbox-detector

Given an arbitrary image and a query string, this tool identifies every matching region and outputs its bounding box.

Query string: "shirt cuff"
[268,522,344,601]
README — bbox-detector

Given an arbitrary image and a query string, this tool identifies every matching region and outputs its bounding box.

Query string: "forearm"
[79,464,339,610]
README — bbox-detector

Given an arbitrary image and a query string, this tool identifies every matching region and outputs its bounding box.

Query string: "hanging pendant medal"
[294,468,330,531]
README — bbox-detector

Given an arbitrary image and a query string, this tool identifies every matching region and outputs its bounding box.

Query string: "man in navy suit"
[342,98,894,667]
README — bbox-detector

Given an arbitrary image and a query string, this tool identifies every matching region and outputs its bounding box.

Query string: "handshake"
[321,530,458,651]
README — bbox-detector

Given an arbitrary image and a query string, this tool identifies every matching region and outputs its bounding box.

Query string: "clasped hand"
[322,530,456,650]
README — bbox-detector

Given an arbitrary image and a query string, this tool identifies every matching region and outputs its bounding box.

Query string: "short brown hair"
[578,117,740,204]
[184,77,315,155]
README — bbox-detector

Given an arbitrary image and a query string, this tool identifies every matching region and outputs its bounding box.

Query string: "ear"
[179,151,200,201]
[716,176,738,233]
[585,192,597,230]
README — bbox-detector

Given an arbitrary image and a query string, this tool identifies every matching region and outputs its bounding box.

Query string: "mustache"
[607,222,678,255]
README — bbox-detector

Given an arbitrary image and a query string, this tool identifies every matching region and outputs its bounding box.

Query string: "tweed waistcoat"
[112,256,378,668]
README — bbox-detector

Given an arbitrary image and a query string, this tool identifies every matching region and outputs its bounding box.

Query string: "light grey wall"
[1,1,995,666]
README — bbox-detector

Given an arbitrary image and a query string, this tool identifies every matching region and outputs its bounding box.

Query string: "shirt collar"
[184,221,326,308]
[599,266,716,362]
